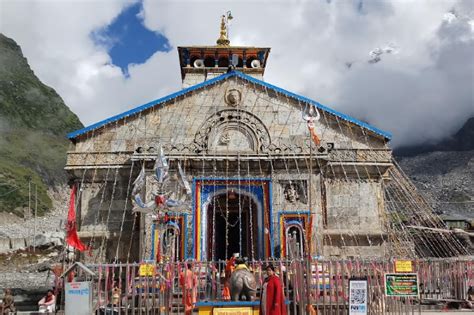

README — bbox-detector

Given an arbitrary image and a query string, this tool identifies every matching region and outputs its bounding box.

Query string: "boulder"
[0,237,11,253]
[10,237,26,251]
[33,232,64,247]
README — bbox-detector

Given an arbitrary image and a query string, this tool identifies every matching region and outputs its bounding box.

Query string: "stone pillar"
[141,214,154,261]
[141,172,156,261]
[310,173,323,257]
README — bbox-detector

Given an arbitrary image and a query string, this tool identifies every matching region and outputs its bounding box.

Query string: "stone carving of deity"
[225,89,242,106]
[284,184,299,203]
[219,132,231,145]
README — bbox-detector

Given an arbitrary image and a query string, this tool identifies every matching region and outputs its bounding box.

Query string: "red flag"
[66,185,89,251]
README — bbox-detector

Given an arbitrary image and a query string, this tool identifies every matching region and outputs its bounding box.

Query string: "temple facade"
[65,19,395,263]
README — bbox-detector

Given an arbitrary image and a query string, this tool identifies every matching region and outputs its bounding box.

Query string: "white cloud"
[1,0,473,147]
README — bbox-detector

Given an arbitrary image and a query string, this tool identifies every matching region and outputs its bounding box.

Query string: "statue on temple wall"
[282,181,308,204]
[225,89,242,107]
[284,184,299,203]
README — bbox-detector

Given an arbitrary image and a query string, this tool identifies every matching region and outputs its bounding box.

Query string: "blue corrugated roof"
[67,71,392,140]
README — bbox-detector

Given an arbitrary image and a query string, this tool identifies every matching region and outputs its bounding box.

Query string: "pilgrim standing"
[260,264,287,315]
[179,262,198,315]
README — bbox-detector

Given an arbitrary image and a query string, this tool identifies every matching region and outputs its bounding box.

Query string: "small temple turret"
[177,13,270,88]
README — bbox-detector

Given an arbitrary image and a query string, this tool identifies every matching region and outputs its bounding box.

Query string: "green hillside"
[0,33,83,216]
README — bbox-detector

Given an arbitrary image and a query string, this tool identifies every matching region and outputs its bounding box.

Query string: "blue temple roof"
[67,71,392,140]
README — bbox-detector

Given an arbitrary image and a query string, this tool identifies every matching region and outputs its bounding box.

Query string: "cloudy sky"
[1,0,473,147]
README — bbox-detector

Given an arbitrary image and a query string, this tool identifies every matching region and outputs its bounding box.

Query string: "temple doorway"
[207,191,259,261]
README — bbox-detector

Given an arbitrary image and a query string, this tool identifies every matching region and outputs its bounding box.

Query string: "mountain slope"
[0,33,83,216]
[395,117,474,156]
[395,117,474,220]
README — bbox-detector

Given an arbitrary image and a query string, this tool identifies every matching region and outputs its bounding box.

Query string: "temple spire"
[216,12,232,46]
[178,11,270,87]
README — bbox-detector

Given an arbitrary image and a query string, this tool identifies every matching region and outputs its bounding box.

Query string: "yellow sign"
[139,264,155,276]
[395,260,413,273]
[213,307,254,315]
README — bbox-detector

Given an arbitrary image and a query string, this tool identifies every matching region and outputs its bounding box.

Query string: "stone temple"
[64,20,406,264]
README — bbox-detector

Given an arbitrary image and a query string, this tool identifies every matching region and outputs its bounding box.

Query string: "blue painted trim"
[150,223,156,261]
[269,181,274,257]
[67,71,235,139]
[196,301,260,307]
[191,180,196,259]
[195,300,291,307]
[193,178,272,260]
[193,177,270,181]
[183,213,188,260]
[277,210,310,258]
[232,71,392,139]
[67,71,391,140]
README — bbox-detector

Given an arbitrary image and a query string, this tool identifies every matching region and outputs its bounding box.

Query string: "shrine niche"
[210,124,255,152]
[278,211,310,258]
[280,180,308,204]
[193,109,271,153]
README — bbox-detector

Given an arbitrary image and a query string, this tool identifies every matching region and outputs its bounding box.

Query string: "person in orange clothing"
[222,253,237,300]
[179,262,198,315]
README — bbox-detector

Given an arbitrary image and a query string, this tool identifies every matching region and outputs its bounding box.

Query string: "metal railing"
[62,258,473,314]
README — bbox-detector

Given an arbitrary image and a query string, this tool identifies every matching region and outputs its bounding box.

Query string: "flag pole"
[34,184,37,252]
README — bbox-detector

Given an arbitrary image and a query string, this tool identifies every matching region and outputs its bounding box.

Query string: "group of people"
[178,254,287,315]
[0,288,55,314]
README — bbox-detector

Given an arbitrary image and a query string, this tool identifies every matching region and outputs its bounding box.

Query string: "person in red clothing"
[38,289,55,313]
[260,264,287,315]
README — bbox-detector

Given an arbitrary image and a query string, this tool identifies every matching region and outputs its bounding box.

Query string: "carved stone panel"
[280,180,308,204]
[224,88,242,107]
[193,109,271,153]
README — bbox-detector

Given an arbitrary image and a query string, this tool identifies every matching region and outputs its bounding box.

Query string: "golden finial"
[216,12,233,46]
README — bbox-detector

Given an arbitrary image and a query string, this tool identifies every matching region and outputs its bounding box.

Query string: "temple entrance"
[207,191,259,261]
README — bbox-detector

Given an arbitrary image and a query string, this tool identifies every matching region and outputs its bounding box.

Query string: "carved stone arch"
[194,109,271,153]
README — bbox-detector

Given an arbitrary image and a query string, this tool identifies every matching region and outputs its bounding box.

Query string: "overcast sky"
[1,0,473,147]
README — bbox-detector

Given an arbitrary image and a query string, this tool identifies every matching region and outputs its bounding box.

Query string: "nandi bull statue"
[230,258,258,301]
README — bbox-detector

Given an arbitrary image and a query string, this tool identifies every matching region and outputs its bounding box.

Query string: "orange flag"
[307,120,321,146]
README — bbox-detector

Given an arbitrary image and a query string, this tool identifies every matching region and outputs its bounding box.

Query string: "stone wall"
[324,179,385,234]
[66,75,393,261]
[0,237,27,253]
[76,178,138,262]
[69,76,388,164]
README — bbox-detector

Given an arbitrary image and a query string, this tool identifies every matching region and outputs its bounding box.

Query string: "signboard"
[385,273,419,297]
[139,263,155,276]
[349,278,368,315]
[395,260,413,272]
[213,307,253,315]
[65,281,92,315]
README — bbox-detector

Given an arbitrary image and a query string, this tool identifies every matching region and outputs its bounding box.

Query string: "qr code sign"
[350,288,366,305]
[349,280,367,314]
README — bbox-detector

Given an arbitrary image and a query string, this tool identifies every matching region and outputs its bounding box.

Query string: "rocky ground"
[0,244,62,289]
[0,186,68,291]
[0,186,69,240]
[397,150,474,219]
